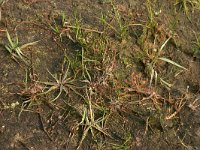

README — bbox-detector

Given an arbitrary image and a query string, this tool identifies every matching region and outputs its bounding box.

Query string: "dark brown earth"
[0,0,200,150]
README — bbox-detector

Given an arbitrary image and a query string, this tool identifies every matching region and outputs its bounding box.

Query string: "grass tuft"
[39,62,84,101]
[5,30,39,64]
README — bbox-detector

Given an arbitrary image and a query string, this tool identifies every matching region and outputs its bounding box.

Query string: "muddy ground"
[0,0,200,150]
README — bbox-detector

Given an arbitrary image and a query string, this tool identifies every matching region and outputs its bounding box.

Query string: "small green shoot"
[175,0,200,17]
[138,0,157,47]
[5,30,24,59]
[49,18,64,41]
[193,33,200,58]
[76,89,110,150]
[39,63,83,101]
[145,37,187,87]
[50,19,60,34]
[146,0,157,28]
[98,1,143,40]
[158,57,187,70]
[49,14,69,42]
[81,48,99,81]
[110,1,128,40]
[61,12,67,27]
[17,70,44,119]
[5,30,39,64]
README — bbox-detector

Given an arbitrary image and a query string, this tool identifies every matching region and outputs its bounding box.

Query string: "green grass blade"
[5,45,12,53]
[150,66,154,86]
[20,40,40,49]
[160,78,173,88]
[158,37,171,53]
[62,62,70,81]
[159,57,187,70]
[6,30,15,48]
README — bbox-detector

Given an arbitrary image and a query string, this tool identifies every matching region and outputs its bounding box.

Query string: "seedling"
[146,0,157,28]
[175,0,200,17]
[76,89,110,150]
[98,1,143,40]
[80,48,98,81]
[39,63,83,101]
[61,12,67,27]
[16,70,44,118]
[69,13,92,48]
[50,19,60,34]
[144,37,187,87]
[99,9,127,40]
[49,13,68,42]
[110,2,128,40]
[5,30,39,64]
[5,30,25,60]
[138,0,158,48]
[136,2,187,87]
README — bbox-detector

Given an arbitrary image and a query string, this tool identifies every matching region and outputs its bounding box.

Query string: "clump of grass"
[175,0,200,16]
[55,12,103,50]
[39,62,83,102]
[68,13,103,48]
[80,48,102,81]
[99,8,127,40]
[110,1,128,40]
[15,70,44,118]
[98,1,143,41]
[136,1,187,88]
[5,30,26,62]
[144,37,187,87]
[49,12,68,40]
[76,89,110,150]
[5,30,39,64]
[138,0,158,48]
[146,0,157,27]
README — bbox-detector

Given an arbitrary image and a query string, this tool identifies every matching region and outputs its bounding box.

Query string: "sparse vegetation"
[5,30,39,64]
[76,89,110,149]
[39,62,84,101]
[193,33,200,58]
[175,0,200,16]
[0,0,200,149]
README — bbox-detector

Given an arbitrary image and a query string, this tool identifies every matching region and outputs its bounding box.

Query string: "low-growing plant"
[80,48,101,81]
[39,62,83,101]
[99,7,128,40]
[5,30,26,61]
[138,0,158,48]
[62,12,102,50]
[76,89,110,150]
[5,30,39,64]
[143,37,187,87]
[15,70,44,118]
[136,1,187,88]
[175,0,200,16]
[59,12,90,48]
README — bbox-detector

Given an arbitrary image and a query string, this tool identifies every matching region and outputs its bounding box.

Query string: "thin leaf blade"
[159,57,187,70]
